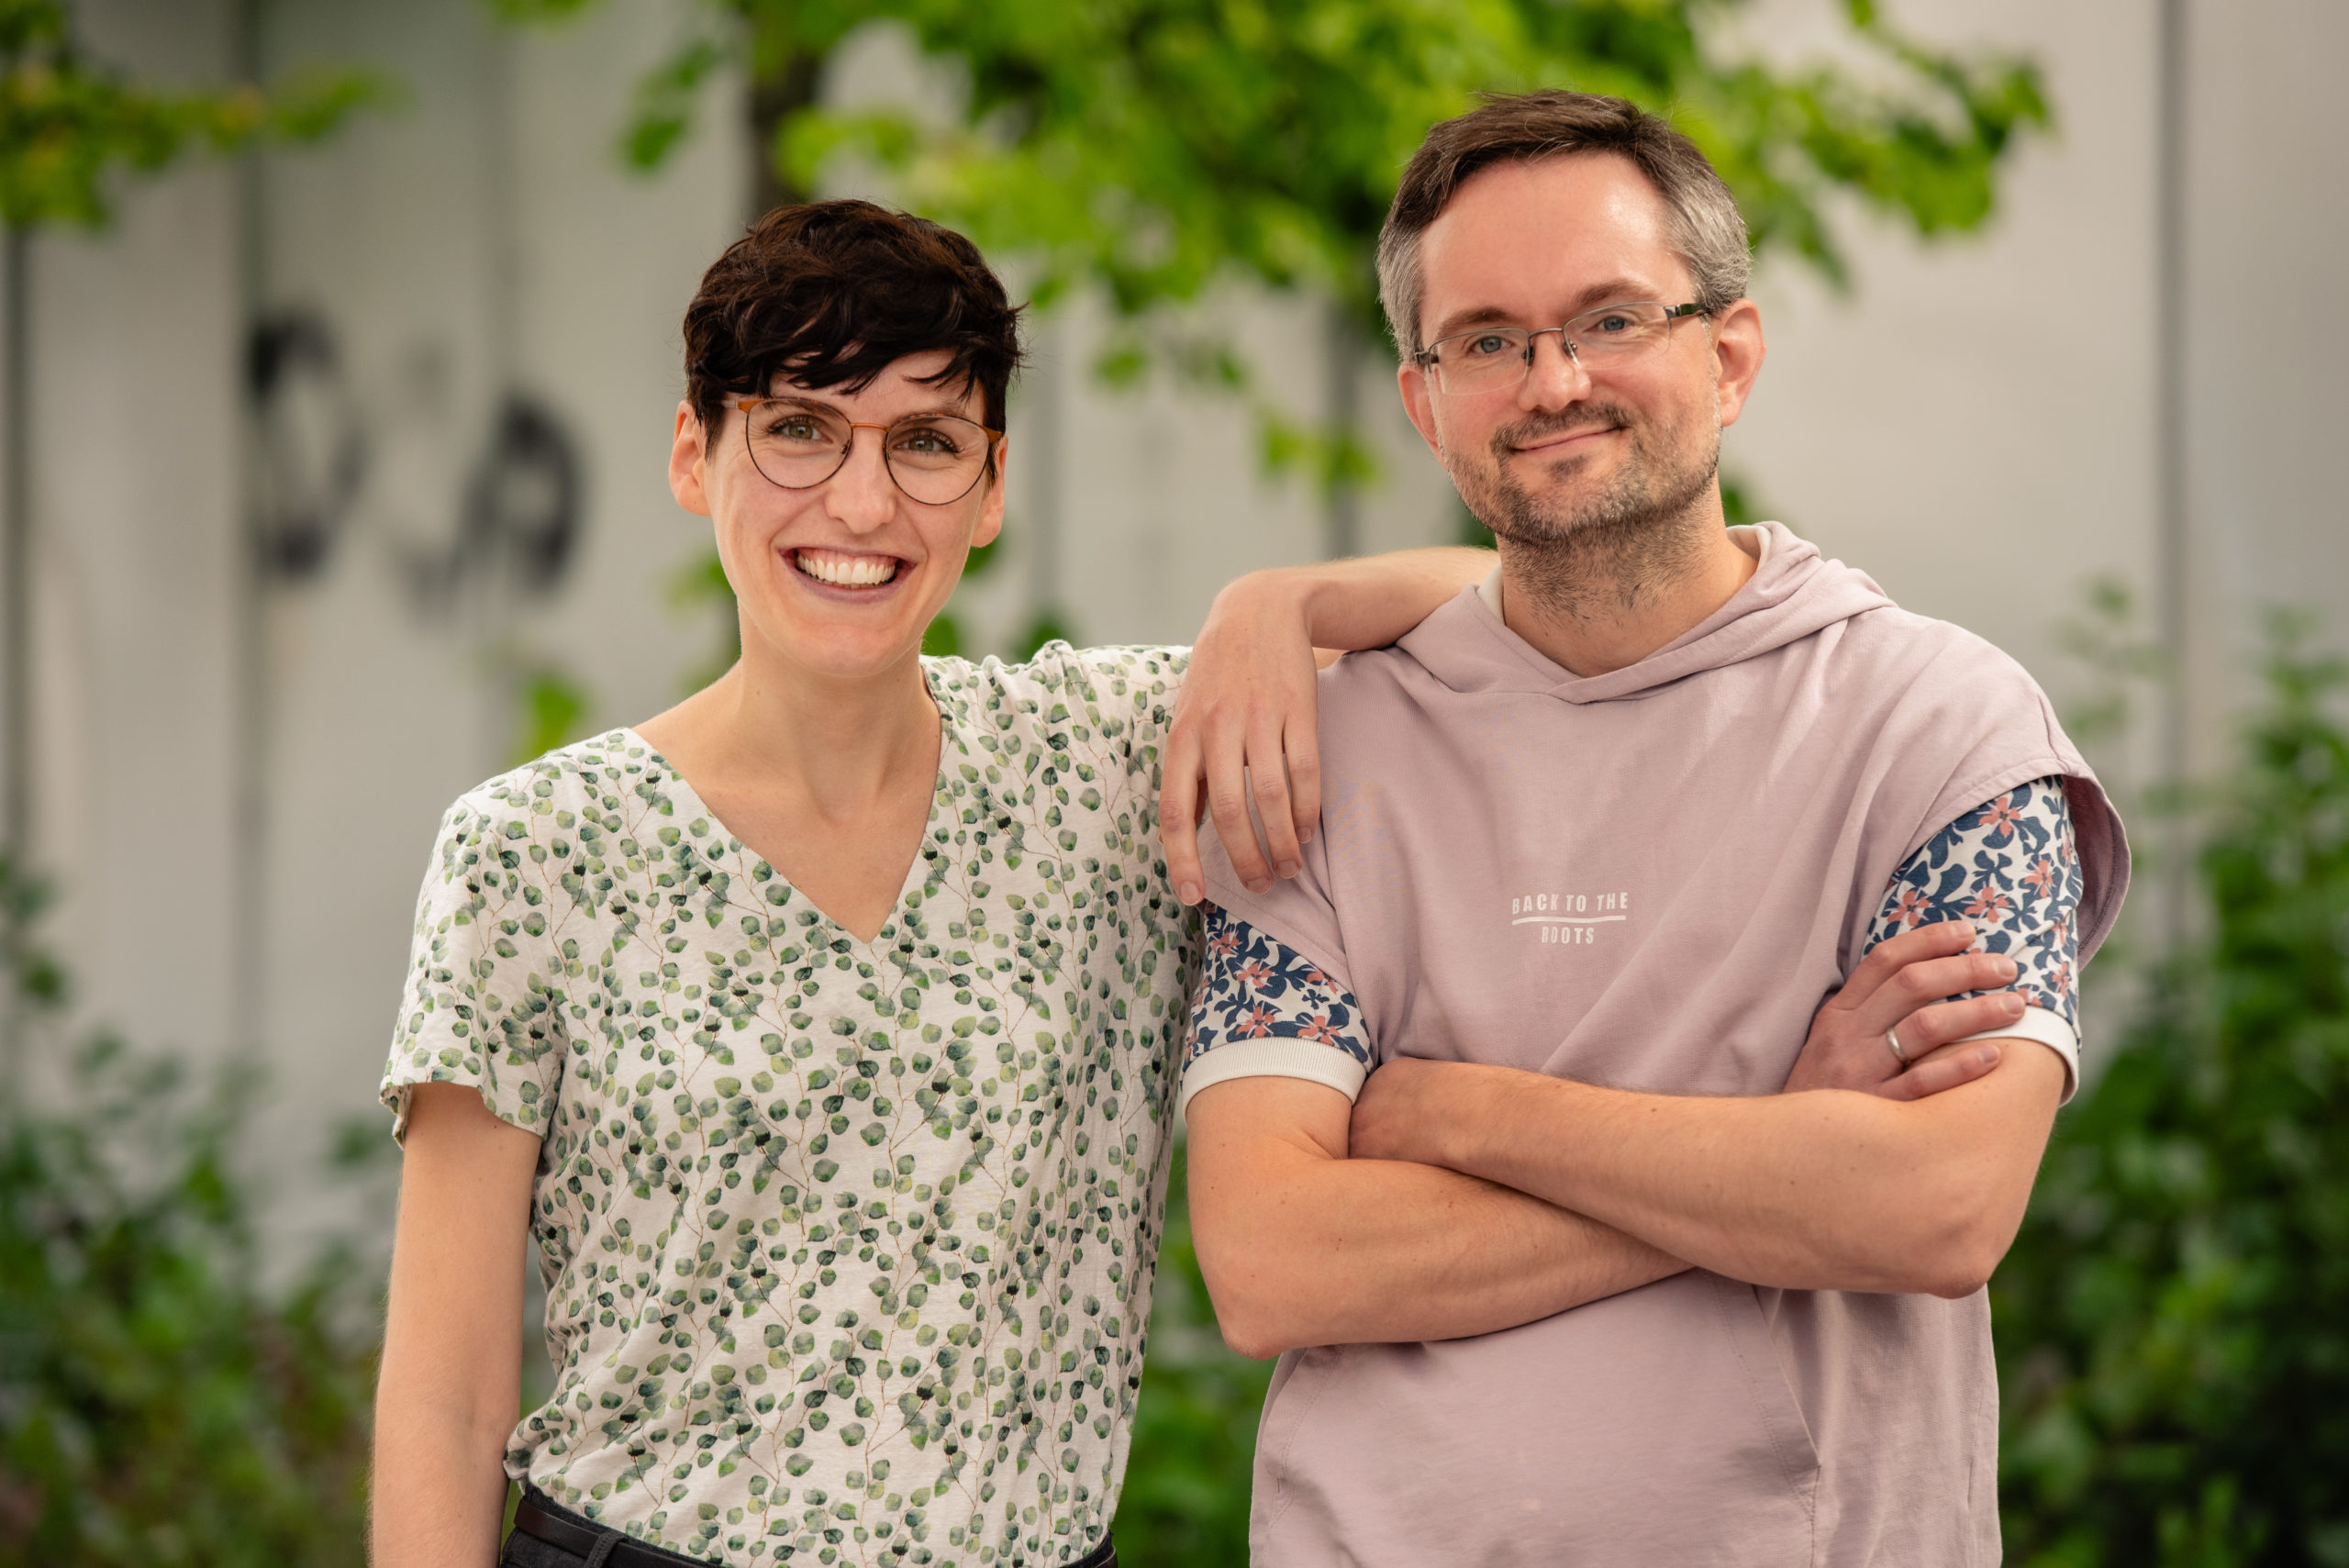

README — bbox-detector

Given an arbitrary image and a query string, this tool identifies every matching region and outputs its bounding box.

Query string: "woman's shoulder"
[924,643,1187,746]
[429,728,673,844]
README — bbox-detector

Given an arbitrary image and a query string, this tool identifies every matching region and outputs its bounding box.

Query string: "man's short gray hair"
[1375,91,1751,359]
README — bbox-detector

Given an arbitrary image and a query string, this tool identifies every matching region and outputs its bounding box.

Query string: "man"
[1180,93,2125,1565]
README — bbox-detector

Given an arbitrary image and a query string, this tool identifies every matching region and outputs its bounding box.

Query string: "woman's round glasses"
[734,398,1001,505]
[1415,302,1708,395]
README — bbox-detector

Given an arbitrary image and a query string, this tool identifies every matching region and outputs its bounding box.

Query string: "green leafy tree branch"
[0,0,384,231]
[548,0,2044,379]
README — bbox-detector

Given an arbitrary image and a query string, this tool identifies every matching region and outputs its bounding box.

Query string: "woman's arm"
[1163,547,1494,903]
[373,1082,543,1568]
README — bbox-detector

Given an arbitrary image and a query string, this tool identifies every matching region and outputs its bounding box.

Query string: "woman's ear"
[670,400,714,516]
[971,436,1008,550]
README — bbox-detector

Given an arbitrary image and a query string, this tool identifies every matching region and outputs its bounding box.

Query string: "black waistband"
[512,1487,1117,1568]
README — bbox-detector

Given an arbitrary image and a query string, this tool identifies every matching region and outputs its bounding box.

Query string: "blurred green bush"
[1995,617,2349,1566]
[1119,1142,1274,1566]
[0,867,378,1568]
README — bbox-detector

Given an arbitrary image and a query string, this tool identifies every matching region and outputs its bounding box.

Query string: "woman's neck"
[637,638,941,821]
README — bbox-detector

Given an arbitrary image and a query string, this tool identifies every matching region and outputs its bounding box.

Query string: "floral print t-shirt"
[381,646,1197,1568]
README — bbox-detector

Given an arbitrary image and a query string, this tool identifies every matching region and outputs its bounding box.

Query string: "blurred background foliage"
[0,867,380,1567]
[1993,617,2349,1568]
[0,0,380,229]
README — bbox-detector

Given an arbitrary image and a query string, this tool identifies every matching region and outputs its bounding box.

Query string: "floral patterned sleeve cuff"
[1867,775,2085,1099]
[1178,905,1375,1124]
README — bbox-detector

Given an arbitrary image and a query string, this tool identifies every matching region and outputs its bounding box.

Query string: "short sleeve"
[1865,775,2085,1098]
[379,787,573,1142]
[1179,906,1376,1121]
[1042,643,1188,799]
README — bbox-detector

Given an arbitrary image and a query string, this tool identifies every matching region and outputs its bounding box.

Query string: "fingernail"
[2002,994,2024,1014]
[1276,861,1301,879]
[1246,879,1274,895]
[1299,826,1315,845]
[1177,881,1201,905]
[1995,957,2019,979]
[1976,1045,2002,1065]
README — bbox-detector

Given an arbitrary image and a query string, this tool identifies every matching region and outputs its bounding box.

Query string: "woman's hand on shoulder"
[1162,571,1331,906]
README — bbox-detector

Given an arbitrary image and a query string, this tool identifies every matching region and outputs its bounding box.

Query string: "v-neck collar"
[617,671,952,952]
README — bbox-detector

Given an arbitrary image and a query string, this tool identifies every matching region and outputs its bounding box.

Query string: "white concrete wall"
[22,0,246,1072]
[247,0,746,1194]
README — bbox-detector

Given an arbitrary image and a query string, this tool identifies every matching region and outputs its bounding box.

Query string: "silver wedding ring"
[1886,1026,1909,1067]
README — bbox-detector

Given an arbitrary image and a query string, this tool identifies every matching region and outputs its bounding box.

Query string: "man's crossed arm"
[1186,919,2061,1362]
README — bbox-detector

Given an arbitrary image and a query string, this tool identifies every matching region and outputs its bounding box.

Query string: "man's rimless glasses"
[1415,301,1709,395]
[734,398,1002,505]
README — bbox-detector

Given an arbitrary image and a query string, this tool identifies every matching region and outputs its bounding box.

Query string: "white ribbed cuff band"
[1176,1040,1371,1126]
[1956,1004,2079,1103]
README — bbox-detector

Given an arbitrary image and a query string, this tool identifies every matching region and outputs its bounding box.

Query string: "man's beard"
[1450,399,1721,619]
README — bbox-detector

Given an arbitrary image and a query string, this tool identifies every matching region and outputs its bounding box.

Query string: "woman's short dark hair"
[683,200,1024,439]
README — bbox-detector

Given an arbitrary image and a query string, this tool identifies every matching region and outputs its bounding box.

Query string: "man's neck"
[1497,506,1759,678]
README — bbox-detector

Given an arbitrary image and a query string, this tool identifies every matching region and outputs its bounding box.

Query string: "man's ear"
[1709,299,1765,429]
[1397,360,1444,460]
[669,400,714,516]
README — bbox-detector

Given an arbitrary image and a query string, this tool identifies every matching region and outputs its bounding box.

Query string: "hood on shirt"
[1404,521,1894,706]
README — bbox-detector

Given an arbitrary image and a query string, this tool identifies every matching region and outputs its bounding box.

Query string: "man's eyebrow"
[1427,305,1520,341]
[1427,279,1670,341]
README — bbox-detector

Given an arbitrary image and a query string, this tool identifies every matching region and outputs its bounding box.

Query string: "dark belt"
[512,1486,1117,1568]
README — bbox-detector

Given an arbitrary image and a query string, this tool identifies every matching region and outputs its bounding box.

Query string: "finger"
[1159,736,1206,905]
[1831,920,1978,1013]
[1864,951,2022,1035]
[1888,991,2030,1059]
[1205,730,1275,894]
[1283,710,1323,852]
[1869,1041,2002,1102]
[1245,717,1306,879]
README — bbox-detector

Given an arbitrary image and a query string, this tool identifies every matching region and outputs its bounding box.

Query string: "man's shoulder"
[1316,639,1457,717]
[1833,605,2060,730]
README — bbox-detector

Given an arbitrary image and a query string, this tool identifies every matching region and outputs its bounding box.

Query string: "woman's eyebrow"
[763,391,974,421]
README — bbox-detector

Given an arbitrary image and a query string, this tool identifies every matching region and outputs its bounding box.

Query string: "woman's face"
[669,349,1005,684]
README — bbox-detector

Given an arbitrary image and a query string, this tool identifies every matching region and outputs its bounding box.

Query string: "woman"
[370,200,1494,1568]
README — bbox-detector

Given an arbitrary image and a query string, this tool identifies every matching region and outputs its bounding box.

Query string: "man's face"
[1397,154,1763,548]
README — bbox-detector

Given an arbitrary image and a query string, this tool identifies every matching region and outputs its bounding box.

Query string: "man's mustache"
[1489,404,1640,459]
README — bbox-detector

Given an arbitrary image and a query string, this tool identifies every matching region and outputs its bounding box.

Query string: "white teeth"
[795,549,900,587]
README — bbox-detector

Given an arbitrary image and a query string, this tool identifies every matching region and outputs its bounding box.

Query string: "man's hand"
[1161,572,1327,905]
[1347,1024,2066,1297]
[1161,548,1497,906]
[1784,919,2028,1099]
[1354,918,2025,1167]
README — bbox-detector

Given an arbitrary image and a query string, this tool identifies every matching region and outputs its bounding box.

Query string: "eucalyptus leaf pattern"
[382,646,1198,1567]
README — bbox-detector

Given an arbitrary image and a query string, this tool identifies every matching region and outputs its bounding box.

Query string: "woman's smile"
[790,545,906,590]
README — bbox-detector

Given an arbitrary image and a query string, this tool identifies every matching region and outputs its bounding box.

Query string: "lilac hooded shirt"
[1190,522,2126,1567]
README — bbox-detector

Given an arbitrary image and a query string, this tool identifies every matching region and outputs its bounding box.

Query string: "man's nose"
[1518,329,1590,412]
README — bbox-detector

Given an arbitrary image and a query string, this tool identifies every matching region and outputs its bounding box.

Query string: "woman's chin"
[744,610,942,685]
